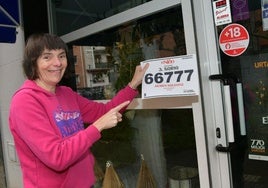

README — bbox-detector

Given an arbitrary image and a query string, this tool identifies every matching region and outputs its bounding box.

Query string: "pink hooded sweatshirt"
[9,80,138,188]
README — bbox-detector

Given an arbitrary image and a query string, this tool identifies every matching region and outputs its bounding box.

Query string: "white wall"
[0,27,25,188]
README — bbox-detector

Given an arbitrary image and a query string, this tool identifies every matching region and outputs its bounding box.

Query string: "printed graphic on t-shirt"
[54,107,84,137]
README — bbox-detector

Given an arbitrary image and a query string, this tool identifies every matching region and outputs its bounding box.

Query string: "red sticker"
[219,23,249,57]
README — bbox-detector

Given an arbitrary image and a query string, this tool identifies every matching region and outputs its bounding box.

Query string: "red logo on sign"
[216,0,227,8]
[161,59,175,64]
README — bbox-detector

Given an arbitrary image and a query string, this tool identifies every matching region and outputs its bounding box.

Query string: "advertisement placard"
[241,54,268,161]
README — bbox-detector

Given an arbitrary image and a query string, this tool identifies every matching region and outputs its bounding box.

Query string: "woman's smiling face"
[35,48,67,92]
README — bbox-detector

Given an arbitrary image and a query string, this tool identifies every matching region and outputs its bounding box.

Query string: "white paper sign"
[213,0,232,26]
[141,54,199,99]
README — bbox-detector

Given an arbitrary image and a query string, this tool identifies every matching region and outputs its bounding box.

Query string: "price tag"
[141,54,199,99]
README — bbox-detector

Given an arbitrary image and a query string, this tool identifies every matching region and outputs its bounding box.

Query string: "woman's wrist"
[128,82,137,90]
[92,123,103,132]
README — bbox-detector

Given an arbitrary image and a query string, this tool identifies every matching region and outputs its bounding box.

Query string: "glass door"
[214,0,268,187]
[58,0,210,187]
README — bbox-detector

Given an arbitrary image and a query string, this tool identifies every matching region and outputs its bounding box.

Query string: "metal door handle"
[223,84,235,142]
[226,74,247,136]
[209,74,235,143]
[236,82,246,136]
[215,128,233,152]
[216,144,234,152]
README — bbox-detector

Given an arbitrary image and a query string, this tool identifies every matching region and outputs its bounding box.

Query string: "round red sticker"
[219,23,249,57]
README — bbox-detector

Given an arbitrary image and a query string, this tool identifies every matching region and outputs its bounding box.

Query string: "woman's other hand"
[128,63,149,90]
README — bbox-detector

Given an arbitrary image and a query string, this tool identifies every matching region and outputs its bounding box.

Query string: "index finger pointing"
[113,101,130,112]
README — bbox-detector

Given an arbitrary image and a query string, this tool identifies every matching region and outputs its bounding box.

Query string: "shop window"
[71,5,199,187]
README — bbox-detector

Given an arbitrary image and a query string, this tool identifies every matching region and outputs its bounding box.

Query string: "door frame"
[54,0,213,187]
[192,0,233,187]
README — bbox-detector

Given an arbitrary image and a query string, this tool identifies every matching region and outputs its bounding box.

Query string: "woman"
[9,33,149,188]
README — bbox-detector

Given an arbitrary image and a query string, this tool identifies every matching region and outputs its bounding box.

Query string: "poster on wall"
[241,54,268,161]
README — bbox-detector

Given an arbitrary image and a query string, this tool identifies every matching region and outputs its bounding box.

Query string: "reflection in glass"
[49,0,152,35]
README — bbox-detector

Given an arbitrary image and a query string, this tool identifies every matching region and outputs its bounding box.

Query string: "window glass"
[49,0,152,35]
[70,6,186,94]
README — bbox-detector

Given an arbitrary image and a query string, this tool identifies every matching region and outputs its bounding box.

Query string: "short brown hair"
[23,33,69,80]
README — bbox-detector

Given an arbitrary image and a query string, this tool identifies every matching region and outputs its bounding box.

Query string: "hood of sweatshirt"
[14,79,60,97]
